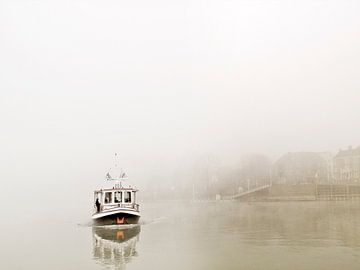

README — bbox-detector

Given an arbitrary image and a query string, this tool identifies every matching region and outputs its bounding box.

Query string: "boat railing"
[94,203,140,214]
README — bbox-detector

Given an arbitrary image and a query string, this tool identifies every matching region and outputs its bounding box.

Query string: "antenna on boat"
[114,152,119,167]
[105,153,128,188]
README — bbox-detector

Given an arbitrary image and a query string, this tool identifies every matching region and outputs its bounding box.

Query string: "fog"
[1,0,360,221]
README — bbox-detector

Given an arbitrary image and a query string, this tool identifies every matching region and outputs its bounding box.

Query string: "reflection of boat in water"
[92,225,141,270]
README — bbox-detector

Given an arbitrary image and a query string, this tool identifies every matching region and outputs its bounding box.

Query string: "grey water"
[3,201,360,270]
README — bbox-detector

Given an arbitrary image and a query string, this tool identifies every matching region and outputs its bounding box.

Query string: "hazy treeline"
[142,154,272,200]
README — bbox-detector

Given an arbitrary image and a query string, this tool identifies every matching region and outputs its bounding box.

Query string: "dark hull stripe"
[93,212,140,226]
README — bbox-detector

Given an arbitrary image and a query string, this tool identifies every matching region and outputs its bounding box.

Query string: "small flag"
[116,217,125,224]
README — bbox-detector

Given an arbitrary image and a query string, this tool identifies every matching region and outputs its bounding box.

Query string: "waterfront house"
[334,146,360,183]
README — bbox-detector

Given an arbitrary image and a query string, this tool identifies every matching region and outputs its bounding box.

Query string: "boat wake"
[77,220,94,227]
[77,216,167,227]
[139,216,167,225]
[77,220,138,228]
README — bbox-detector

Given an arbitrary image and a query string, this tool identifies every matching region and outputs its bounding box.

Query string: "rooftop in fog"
[335,146,360,158]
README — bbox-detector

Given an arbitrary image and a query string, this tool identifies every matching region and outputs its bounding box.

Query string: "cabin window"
[104,192,112,204]
[114,191,122,203]
[124,191,132,203]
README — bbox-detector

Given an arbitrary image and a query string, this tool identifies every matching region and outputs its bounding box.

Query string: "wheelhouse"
[94,188,139,212]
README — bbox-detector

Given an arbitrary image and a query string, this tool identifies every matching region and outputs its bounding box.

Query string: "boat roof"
[94,187,138,193]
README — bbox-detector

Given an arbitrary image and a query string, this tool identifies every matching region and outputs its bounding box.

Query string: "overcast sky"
[1,0,360,217]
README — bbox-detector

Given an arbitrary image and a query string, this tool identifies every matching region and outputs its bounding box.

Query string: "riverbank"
[233,183,360,202]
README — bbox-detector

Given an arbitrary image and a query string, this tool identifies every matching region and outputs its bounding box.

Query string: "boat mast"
[114,153,121,188]
[105,153,128,188]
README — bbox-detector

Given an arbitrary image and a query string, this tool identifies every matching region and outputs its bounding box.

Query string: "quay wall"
[237,184,360,201]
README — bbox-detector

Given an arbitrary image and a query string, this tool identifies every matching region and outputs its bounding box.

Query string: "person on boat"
[95,198,101,212]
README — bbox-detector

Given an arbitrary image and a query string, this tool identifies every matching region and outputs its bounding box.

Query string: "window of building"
[104,192,112,204]
[114,191,122,203]
[124,191,131,203]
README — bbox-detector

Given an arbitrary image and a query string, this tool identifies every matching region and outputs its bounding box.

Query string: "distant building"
[272,152,329,184]
[334,146,360,183]
[318,151,334,182]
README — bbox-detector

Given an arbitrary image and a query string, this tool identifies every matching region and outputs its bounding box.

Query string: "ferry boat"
[92,167,140,225]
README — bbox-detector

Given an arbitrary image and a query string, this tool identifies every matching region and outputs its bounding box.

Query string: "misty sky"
[1,0,360,217]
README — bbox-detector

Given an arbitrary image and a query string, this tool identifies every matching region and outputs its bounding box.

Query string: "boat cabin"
[94,187,139,213]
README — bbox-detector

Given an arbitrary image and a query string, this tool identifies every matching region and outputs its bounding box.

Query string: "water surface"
[3,201,360,270]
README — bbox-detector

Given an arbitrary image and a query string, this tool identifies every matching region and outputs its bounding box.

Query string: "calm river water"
[3,201,360,269]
